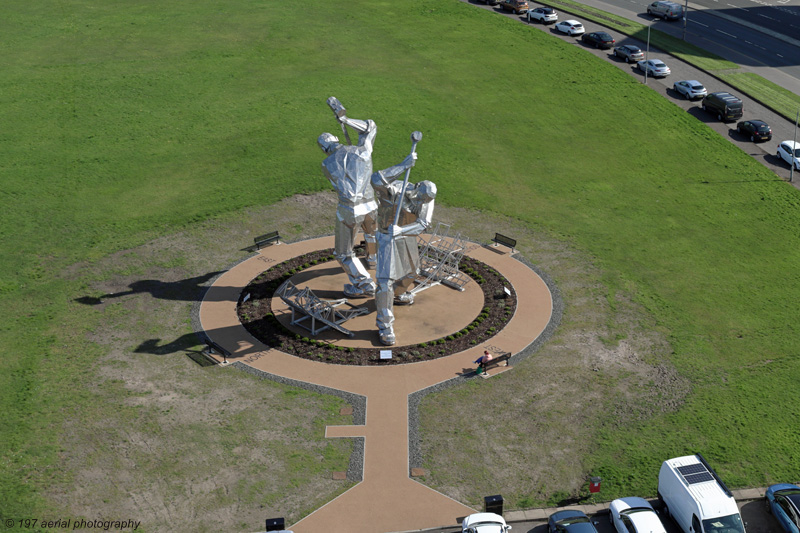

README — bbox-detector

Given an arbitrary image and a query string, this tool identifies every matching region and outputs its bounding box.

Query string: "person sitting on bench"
[474,350,493,375]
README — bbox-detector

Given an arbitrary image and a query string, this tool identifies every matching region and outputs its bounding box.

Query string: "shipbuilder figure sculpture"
[318,97,379,298]
[371,131,436,346]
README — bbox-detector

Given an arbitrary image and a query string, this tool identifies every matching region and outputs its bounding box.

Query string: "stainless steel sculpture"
[319,97,378,298]
[276,280,370,337]
[371,132,437,346]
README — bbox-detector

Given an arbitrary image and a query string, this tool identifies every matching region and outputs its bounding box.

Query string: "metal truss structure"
[276,280,369,337]
[411,222,471,295]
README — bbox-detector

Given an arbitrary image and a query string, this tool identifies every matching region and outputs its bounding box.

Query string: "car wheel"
[766,498,772,514]
[718,113,723,121]
[684,92,690,100]
[703,104,707,112]
[750,135,755,142]
[625,56,630,63]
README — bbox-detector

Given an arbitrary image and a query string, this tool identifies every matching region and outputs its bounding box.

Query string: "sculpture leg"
[375,278,395,345]
[335,212,376,297]
[361,212,378,269]
[375,231,397,345]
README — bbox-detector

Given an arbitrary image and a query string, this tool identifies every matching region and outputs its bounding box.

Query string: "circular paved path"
[198,235,554,533]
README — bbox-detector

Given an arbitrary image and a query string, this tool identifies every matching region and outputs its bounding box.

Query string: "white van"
[647,1,684,20]
[657,454,746,533]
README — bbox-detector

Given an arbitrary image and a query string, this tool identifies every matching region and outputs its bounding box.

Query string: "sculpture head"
[317,132,339,154]
[413,180,437,203]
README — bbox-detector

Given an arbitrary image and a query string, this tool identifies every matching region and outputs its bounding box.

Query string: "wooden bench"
[254,230,280,250]
[492,232,516,252]
[477,352,511,375]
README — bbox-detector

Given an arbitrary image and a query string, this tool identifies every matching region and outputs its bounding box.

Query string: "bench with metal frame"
[491,233,516,252]
[254,230,280,250]
[203,340,231,364]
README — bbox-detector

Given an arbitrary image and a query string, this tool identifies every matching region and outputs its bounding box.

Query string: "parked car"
[548,510,599,533]
[581,31,615,49]
[613,44,644,63]
[658,454,745,533]
[527,7,557,23]
[701,91,743,122]
[766,483,800,533]
[736,119,772,142]
[555,20,585,35]
[777,140,800,170]
[637,59,671,77]
[462,512,512,533]
[609,497,667,533]
[499,0,528,14]
[673,80,707,99]
[647,0,684,20]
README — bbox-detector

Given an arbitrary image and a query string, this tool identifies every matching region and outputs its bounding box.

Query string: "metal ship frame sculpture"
[412,222,471,295]
[275,280,370,337]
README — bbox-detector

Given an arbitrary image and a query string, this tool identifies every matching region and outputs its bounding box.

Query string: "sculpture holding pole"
[318,97,379,298]
[371,132,437,346]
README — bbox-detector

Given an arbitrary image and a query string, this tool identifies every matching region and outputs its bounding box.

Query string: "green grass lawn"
[2,0,800,523]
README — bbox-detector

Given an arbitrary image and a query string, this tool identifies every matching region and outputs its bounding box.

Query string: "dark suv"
[702,92,743,122]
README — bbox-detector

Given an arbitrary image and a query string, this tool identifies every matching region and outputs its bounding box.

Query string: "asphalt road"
[469,0,800,182]
[591,0,800,83]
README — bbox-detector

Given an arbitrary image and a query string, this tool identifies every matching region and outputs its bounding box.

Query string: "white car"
[609,497,667,533]
[527,7,557,23]
[777,140,800,170]
[637,59,671,77]
[555,20,585,35]
[462,512,512,533]
[673,80,707,99]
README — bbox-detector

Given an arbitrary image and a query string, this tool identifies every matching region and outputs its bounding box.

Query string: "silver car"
[673,80,707,99]
[613,44,644,63]
[637,59,671,77]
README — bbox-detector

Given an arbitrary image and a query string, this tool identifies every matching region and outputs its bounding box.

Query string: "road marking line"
[777,53,784,57]
[758,13,776,19]
[716,29,737,37]
[692,20,709,26]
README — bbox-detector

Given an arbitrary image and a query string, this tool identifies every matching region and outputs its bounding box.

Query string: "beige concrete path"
[198,236,554,533]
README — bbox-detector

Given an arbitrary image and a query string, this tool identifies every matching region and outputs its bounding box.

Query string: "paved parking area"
[402,489,783,532]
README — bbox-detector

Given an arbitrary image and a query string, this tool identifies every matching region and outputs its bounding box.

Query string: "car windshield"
[702,514,745,533]
[691,84,704,90]
[621,507,651,516]
[598,33,611,39]
[653,61,665,67]
[574,23,583,28]
[557,516,589,526]
[757,124,770,131]
[543,8,554,13]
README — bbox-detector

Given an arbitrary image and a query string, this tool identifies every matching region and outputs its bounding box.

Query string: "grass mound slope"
[2,0,800,525]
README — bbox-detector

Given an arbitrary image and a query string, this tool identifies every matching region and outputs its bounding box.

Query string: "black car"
[702,91,743,122]
[581,31,615,49]
[736,119,772,142]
